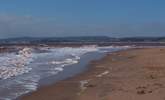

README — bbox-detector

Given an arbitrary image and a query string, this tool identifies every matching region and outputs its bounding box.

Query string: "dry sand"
[21,48,165,100]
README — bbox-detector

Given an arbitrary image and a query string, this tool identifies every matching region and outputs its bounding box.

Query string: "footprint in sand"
[136,86,152,95]
[136,83,164,95]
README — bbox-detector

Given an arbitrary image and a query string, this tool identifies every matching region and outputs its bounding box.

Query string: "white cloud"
[0,14,165,38]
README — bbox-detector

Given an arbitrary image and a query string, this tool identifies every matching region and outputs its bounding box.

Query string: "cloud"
[0,14,165,38]
[0,14,59,38]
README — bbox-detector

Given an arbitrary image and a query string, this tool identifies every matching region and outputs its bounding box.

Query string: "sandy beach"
[20,48,165,100]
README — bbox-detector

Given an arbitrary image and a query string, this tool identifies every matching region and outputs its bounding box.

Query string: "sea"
[0,45,130,100]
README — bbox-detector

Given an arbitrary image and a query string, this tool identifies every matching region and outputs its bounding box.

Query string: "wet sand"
[21,48,165,100]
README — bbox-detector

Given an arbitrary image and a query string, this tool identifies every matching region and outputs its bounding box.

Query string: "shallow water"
[0,46,130,100]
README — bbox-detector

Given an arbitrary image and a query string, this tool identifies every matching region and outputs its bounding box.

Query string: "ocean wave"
[0,48,33,79]
[0,46,130,80]
[49,58,78,65]
[0,46,131,100]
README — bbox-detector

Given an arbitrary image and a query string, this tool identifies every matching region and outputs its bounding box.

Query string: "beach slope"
[21,48,165,100]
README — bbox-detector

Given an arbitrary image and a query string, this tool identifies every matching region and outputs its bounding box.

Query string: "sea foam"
[0,46,131,100]
[0,48,33,79]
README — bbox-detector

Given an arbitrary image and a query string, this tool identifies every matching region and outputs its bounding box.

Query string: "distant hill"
[1,36,165,45]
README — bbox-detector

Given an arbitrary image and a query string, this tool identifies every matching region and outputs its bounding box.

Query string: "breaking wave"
[0,45,131,100]
[0,48,33,79]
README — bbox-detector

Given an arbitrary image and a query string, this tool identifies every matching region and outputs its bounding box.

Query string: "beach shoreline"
[18,48,132,100]
[0,45,128,100]
[20,47,165,100]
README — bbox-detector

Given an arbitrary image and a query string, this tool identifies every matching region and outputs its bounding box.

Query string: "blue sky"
[0,0,165,38]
